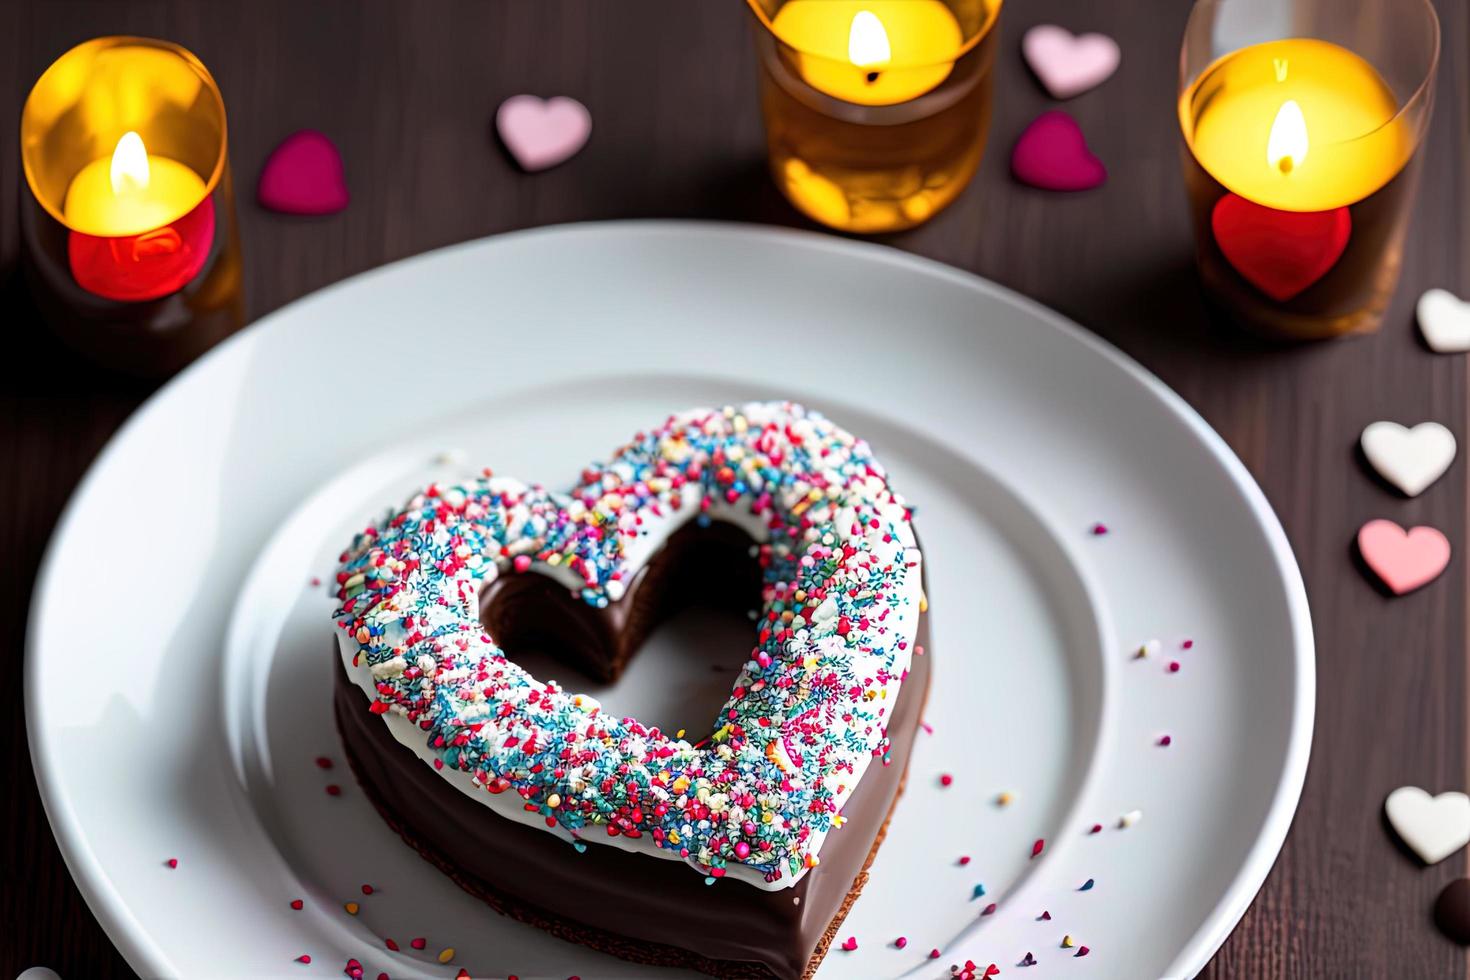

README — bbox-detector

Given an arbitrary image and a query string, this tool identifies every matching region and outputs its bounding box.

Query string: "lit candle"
[748,0,1002,233]
[62,130,216,301]
[1176,4,1437,340]
[768,1,964,105]
[1182,39,1410,213]
[21,36,242,376]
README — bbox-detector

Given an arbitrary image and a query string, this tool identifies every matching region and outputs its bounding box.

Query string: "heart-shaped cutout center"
[333,402,924,889]
[1211,193,1350,302]
[479,518,759,733]
[1357,518,1451,595]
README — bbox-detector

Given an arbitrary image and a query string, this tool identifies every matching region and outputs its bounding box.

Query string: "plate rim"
[24,218,1315,979]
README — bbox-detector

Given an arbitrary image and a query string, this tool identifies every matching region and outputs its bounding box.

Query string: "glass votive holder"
[1178,0,1438,341]
[747,0,1003,234]
[21,36,244,377]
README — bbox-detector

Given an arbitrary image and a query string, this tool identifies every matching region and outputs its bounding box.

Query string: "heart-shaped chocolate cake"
[332,402,929,978]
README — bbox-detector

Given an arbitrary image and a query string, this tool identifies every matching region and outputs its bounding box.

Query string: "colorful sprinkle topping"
[332,403,922,885]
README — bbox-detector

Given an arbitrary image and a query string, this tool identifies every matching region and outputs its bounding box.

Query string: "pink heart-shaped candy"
[496,95,592,172]
[1022,25,1121,100]
[1357,519,1451,595]
[257,130,349,216]
[1011,111,1107,192]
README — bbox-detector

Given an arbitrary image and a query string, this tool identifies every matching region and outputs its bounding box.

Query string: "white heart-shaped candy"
[1418,288,1470,353]
[1385,786,1470,865]
[1361,421,1456,497]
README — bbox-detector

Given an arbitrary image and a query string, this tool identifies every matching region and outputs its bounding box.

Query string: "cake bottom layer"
[334,616,931,979]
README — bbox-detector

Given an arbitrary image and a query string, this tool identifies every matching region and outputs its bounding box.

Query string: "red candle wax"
[67,196,216,302]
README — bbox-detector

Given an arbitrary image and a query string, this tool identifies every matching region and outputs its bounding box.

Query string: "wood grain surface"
[2,1,1467,977]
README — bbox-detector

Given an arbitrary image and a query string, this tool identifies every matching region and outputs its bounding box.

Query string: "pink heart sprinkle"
[496,95,592,172]
[1011,111,1106,192]
[841,936,858,951]
[258,130,349,216]
[1357,519,1451,595]
[165,858,178,868]
[1022,25,1121,99]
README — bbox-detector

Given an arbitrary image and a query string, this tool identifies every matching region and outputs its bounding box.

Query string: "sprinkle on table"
[1062,935,1076,948]
[295,954,312,964]
[841,936,859,951]
[930,948,942,958]
[1168,660,1181,673]
[1158,734,1173,747]
[1089,823,1103,834]
[410,937,426,950]
[981,902,998,916]
[344,902,359,915]
[895,936,909,949]
[325,784,342,796]
[972,883,987,899]
[1090,522,1109,535]
[360,883,374,895]
[1080,878,1095,891]
[343,959,363,979]
[1031,838,1045,857]
[385,938,399,951]
[1038,910,1052,920]
[1120,809,1143,828]
[315,756,333,769]
[437,947,456,964]
[1182,638,1194,649]
[1020,951,1037,966]
[1134,639,1160,659]
[940,773,954,787]
[958,854,972,866]
[164,858,178,869]
[1076,946,1091,957]
[996,791,1014,806]
[289,899,304,910]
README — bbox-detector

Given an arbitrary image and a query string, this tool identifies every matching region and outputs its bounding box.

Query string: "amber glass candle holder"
[747,0,1002,234]
[21,36,243,377]
[1178,0,1438,341]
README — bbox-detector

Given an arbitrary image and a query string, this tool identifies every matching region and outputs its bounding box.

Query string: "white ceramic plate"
[27,222,1313,980]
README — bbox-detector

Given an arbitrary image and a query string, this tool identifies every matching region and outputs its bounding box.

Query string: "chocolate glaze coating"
[335,521,930,978]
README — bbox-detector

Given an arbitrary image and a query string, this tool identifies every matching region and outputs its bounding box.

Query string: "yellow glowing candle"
[769,0,964,105]
[1180,39,1411,212]
[62,130,207,237]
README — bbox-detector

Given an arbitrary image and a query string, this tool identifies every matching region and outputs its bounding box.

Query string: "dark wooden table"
[3,1,1467,977]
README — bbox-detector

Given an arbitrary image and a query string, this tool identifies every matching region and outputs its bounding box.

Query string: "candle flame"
[848,10,891,69]
[110,131,151,195]
[1267,100,1308,175]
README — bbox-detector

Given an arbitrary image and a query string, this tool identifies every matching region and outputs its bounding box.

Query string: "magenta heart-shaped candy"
[1011,111,1107,192]
[257,130,349,216]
